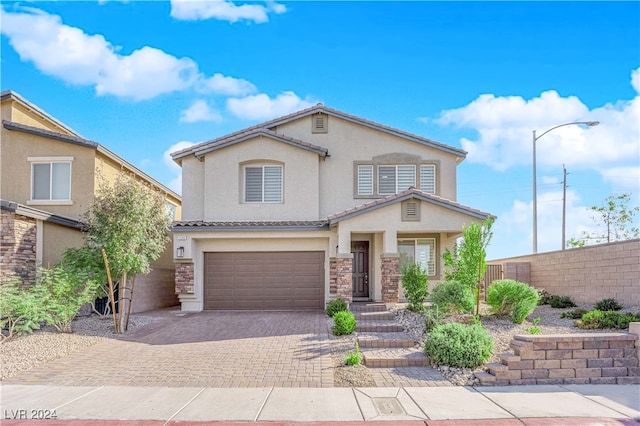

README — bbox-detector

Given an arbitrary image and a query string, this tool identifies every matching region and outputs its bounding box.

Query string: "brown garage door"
[204,251,325,310]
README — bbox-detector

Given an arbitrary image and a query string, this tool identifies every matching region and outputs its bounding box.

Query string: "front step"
[356,322,404,333]
[350,303,387,312]
[357,332,416,349]
[354,311,394,321]
[362,348,430,368]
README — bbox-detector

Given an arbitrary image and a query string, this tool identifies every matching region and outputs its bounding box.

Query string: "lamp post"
[532,121,599,253]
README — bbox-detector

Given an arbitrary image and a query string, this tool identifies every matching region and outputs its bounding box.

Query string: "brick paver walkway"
[3,311,334,388]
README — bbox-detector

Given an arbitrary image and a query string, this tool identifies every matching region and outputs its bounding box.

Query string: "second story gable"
[172,104,467,221]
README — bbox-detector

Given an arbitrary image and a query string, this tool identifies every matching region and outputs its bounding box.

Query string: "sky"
[1,1,639,260]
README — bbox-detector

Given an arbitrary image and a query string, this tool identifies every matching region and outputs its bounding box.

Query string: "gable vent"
[312,114,328,134]
[402,201,420,222]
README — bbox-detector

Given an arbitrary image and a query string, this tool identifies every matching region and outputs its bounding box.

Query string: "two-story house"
[0,90,181,313]
[171,104,492,311]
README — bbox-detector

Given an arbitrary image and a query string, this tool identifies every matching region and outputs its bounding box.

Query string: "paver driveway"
[3,311,334,388]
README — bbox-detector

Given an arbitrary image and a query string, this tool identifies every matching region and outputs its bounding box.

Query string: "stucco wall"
[489,239,640,305]
[42,221,84,268]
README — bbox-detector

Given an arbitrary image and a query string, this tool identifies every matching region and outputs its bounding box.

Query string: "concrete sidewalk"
[1,384,639,424]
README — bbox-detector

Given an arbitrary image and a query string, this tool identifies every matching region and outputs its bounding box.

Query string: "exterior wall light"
[177,246,184,258]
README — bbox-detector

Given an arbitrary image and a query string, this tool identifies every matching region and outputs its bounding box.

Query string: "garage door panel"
[204,251,324,310]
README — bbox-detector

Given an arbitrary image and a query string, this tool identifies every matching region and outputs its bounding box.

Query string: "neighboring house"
[0,90,181,313]
[171,104,493,312]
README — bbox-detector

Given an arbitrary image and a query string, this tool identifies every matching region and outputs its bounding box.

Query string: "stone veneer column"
[334,256,353,303]
[175,262,194,295]
[329,258,338,296]
[381,255,399,303]
[0,211,37,283]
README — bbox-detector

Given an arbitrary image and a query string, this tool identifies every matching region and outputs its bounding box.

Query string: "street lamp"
[532,121,599,253]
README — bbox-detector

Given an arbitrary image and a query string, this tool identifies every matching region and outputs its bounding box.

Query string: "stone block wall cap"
[514,333,634,342]
[334,253,354,259]
[178,294,197,300]
[380,253,400,258]
[174,259,194,263]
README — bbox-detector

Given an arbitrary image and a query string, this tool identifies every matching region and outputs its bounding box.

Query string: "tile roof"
[171,220,330,231]
[1,199,84,230]
[174,128,329,161]
[171,104,466,160]
[2,120,181,201]
[327,188,494,223]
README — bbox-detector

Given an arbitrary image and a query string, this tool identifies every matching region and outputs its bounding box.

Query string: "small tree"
[568,193,639,248]
[83,173,171,333]
[401,263,428,312]
[0,275,45,341]
[443,217,494,316]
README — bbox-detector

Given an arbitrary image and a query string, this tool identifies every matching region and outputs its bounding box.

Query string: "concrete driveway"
[3,311,334,388]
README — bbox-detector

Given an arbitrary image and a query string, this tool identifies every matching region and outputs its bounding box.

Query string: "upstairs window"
[420,164,436,194]
[378,165,415,195]
[357,165,373,195]
[29,157,72,202]
[245,165,283,203]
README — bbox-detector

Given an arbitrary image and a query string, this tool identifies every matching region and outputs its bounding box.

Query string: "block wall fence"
[488,239,639,305]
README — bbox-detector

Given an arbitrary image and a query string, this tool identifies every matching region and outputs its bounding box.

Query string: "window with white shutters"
[420,165,436,194]
[245,165,282,203]
[398,238,436,276]
[357,165,373,195]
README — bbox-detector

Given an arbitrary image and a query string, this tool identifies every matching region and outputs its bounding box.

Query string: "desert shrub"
[594,298,623,312]
[486,279,539,324]
[575,310,639,330]
[37,266,101,333]
[345,341,361,365]
[431,280,474,314]
[0,276,46,340]
[560,308,589,319]
[401,263,428,312]
[537,289,553,305]
[325,298,348,317]
[549,295,576,309]
[424,323,493,368]
[424,305,448,332]
[332,310,356,335]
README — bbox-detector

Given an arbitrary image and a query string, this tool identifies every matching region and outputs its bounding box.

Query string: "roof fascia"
[1,199,84,230]
[3,120,98,149]
[171,224,330,232]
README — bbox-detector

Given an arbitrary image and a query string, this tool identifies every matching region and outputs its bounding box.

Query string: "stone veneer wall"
[333,257,353,303]
[482,325,640,386]
[489,239,639,304]
[381,256,399,303]
[0,211,37,283]
[175,262,194,295]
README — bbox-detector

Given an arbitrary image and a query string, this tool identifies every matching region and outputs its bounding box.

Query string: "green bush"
[345,342,361,365]
[332,311,357,335]
[37,266,101,333]
[560,308,588,319]
[401,263,428,312]
[594,298,623,311]
[486,279,540,324]
[431,280,474,314]
[325,298,348,317]
[549,295,576,309]
[575,310,639,330]
[0,275,46,340]
[424,323,493,368]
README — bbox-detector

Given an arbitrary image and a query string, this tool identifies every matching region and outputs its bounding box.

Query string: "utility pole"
[562,164,567,250]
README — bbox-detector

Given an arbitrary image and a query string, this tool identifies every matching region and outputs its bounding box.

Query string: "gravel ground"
[1,314,163,380]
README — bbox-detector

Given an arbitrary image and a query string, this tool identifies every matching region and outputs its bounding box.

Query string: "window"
[30,159,72,202]
[378,165,415,195]
[166,203,177,221]
[398,238,436,276]
[420,165,436,194]
[357,165,373,195]
[245,165,282,203]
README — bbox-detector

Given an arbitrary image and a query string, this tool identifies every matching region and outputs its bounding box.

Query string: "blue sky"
[1,1,638,259]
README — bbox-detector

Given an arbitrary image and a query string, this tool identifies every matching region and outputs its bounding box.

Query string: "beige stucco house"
[0,90,181,313]
[171,104,492,311]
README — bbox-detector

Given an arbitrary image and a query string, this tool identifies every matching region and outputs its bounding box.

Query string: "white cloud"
[632,67,640,94]
[435,68,640,184]
[180,100,223,123]
[227,91,315,120]
[170,0,286,23]
[197,73,257,96]
[163,141,196,194]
